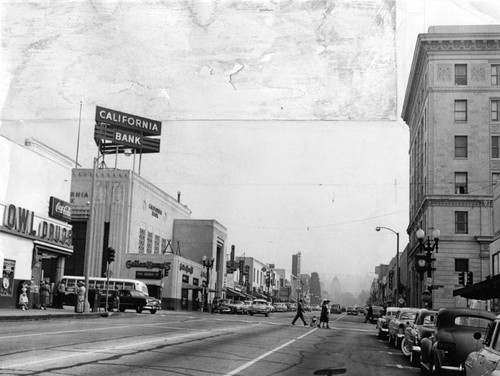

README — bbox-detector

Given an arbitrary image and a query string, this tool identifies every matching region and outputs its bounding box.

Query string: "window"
[492,64,500,85]
[182,275,189,283]
[492,100,500,121]
[493,136,500,159]
[493,173,500,186]
[454,100,467,121]
[193,278,199,286]
[455,64,467,85]
[455,258,469,272]
[455,172,468,194]
[455,136,468,158]
[455,211,468,234]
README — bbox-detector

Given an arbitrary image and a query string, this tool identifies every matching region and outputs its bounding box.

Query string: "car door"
[480,321,500,376]
[468,321,499,376]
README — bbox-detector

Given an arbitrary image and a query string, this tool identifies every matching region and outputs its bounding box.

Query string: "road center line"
[224,328,317,376]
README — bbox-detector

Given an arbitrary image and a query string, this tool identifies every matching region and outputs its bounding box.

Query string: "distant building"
[402,25,500,308]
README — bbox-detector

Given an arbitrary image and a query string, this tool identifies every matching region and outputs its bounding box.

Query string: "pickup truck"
[118,289,161,314]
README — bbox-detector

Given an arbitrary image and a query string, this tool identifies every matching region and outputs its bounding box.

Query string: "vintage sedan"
[377,307,399,339]
[248,299,271,317]
[388,307,420,349]
[401,308,438,366]
[420,307,495,375]
[465,314,500,376]
[118,289,161,314]
[228,300,246,314]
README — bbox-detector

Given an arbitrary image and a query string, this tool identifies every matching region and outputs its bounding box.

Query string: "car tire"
[150,309,157,314]
[401,338,411,356]
[136,307,142,313]
[249,312,254,316]
[265,313,269,317]
[410,350,420,367]
[119,307,126,312]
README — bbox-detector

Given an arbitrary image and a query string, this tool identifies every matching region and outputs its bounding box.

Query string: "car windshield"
[454,316,492,329]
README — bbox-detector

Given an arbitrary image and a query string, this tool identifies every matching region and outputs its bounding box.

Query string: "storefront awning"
[252,291,268,300]
[453,275,500,300]
[34,240,73,256]
[182,283,203,290]
[225,287,246,299]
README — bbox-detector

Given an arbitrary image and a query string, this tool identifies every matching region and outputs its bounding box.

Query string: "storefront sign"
[125,260,171,271]
[70,191,89,204]
[2,204,72,246]
[96,106,162,136]
[180,263,193,274]
[136,271,162,279]
[148,203,162,218]
[113,129,143,149]
[49,196,71,222]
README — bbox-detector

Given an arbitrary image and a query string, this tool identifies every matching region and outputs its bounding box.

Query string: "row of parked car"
[375,305,499,375]
[212,299,284,316]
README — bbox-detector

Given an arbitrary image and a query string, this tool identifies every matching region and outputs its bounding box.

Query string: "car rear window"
[454,316,492,329]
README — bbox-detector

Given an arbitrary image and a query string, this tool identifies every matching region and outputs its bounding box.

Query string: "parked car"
[228,300,246,314]
[211,299,232,313]
[357,306,367,315]
[420,307,495,375]
[372,305,385,319]
[401,308,438,366]
[388,307,420,349]
[376,307,399,339]
[347,306,358,315]
[118,289,161,314]
[365,305,385,323]
[273,303,288,312]
[465,314,500,376]
[242,300,253,314]
[248,299,271,317]
[330,304,342,314]
[267,302,275,312]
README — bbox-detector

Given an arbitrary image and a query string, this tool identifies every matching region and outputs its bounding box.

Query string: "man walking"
[364,304,374,323]
[291,299,308,326]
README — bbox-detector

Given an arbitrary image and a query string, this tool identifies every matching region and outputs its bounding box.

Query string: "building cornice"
[401,29,500,123]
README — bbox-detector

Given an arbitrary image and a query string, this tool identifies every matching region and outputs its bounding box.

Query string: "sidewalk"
[0,305,109,322]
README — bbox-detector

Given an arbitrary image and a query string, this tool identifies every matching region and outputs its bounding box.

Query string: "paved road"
[0,311,419,375]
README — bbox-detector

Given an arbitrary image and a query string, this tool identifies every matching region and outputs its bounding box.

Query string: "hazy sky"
[2,0,500,290]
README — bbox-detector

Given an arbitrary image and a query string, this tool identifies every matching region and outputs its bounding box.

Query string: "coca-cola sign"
[49,197,71,222]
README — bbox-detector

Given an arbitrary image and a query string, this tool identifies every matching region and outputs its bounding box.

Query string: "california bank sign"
[2,203,72,247]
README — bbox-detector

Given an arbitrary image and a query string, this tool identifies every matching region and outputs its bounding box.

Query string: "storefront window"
[1,259,15,296]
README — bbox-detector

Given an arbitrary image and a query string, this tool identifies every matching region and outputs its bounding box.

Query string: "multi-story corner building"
[402,25,500,309]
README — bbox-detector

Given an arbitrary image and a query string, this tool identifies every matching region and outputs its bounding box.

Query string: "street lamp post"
[416,228,440,308]
[202,255,214,312]
[376,226,400,306]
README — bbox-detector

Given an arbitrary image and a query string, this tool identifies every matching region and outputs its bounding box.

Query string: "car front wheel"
[136,307,143,313]
[401,338,411,356]
[150,309,157,314]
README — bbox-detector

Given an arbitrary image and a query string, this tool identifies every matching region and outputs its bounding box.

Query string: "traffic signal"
[467,272,473,286]
[107,247,116,263]
[458,271,465,285]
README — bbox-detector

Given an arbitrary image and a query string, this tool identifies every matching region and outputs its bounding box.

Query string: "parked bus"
[61,275,149,305]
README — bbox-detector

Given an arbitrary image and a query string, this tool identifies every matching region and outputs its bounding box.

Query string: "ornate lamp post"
[376,226,400,306]
[202,255,214,312]
[416,228,440,308]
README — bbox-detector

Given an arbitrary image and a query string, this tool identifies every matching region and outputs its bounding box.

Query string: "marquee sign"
[94,106,162,155]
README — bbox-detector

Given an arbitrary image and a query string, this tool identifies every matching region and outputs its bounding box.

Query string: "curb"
[0,311,116,322]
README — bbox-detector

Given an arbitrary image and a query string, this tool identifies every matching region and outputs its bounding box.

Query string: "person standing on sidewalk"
[291,299,308,326]
[40,281,50,310]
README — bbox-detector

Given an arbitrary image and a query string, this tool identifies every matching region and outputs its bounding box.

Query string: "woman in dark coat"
[319,299,331,328]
